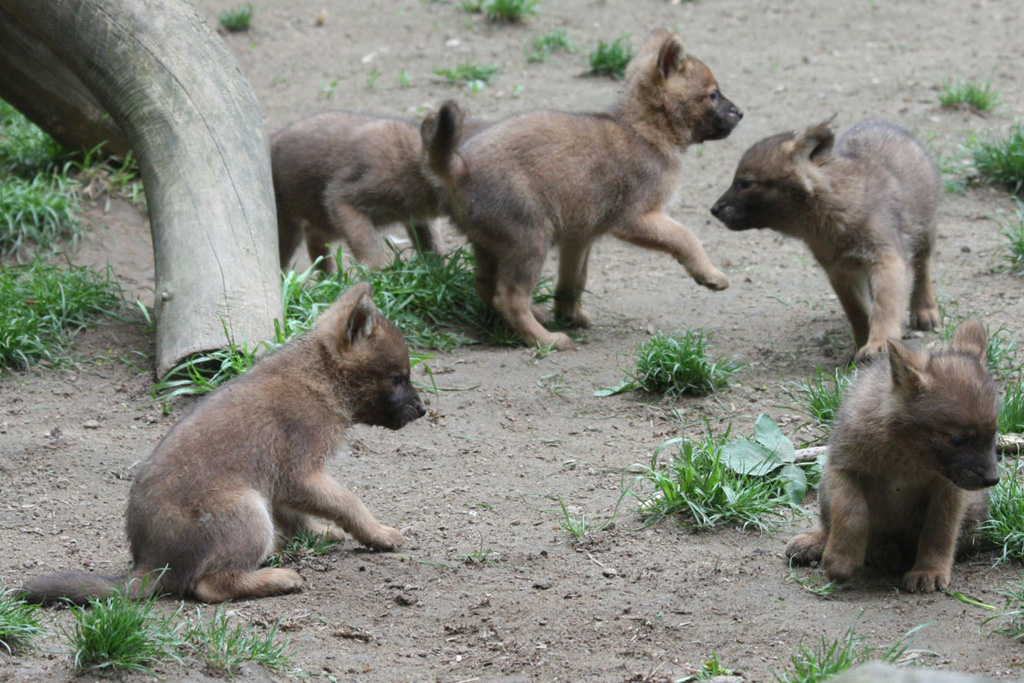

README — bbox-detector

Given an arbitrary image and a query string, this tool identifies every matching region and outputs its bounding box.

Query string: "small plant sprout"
[366,68,382,89]
[970,121,1024,195]
[554,487,629,539]
[786,364,854,437]
[985,584,1024,640]
[483,0,538,22]
[999,201,1024,274]
[434,62,500,91]
[939,78,999,112]
[218,4,254,32]
[183,606,292,674]
[596,330,743,398]
[398,69,412,88]
[526,28,573,62]
[587,34,634,80]
[267,530,342,567]
[680,651,734,681]
[0,584,45,654]
[771,621,928,683]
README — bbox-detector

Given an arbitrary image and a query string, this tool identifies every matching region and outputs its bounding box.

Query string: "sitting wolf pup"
[22,283,425,604]
[710,118,941,362]
[423,28,741,350]
[785,321,999,593]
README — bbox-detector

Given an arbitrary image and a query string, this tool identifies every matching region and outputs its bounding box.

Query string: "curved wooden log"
[0,0,282,377]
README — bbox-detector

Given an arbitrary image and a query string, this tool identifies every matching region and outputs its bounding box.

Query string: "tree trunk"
[0,0,282,378]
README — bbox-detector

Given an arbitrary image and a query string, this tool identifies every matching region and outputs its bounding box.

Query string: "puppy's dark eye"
[392,374,407,387]
[737,179,754,191]
[709,91,721,104]
[949,433,968,447]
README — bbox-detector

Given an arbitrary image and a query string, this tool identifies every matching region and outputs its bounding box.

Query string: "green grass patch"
[680,652,734,681]
[1000,202,1024,274]
[0,99,66,176]
[182,606,291,674]
[218,3,254,31]
[0,174,81,257]
[596,330,742,398]
[0,259,126,370]
[940,316,1022,381]
[977,458,1024,563]
[631,423,799,531]
[434,62,500,93]
[939,78,999,112]
[985,583,1024,640]
[153,247,548,400]
[0,584,45,654]
[267,530,342,567]
[786,365,854,438]
[587,34,633,80]
[970,122,1024,195]
[1001,381,1024,435]
[771,622,926,682]
[66,589,184,675]
[526,27,573,62]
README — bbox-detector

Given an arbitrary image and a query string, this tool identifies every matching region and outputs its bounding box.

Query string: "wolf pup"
[422,28,741,350]
[785,321,999,593]
[273,111,485,272]
[22,283,425,604]
[710,119,941,361]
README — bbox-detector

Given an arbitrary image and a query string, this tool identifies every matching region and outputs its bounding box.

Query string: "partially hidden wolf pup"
[710,119,941,361]
[422,29,742,350]
[273,111,486,271]
[785,321,999,593]
[22,283,425,604]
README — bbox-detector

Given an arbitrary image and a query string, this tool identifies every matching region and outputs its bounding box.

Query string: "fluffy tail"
[20,569,161,606]
[421,100,467,182]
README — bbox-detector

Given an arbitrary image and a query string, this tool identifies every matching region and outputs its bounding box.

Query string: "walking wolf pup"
[423,29,741,350]
[22,283,424,604]
[785,321,999,593]
[711,119,941,361]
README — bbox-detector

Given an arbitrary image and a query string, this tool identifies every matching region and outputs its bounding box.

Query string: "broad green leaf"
[594,380,635,397]
[753,413,796,462]
[780,463,809,504]
[721,440,780,476]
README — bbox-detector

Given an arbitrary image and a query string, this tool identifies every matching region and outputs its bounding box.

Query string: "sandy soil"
[3,0,1024,681]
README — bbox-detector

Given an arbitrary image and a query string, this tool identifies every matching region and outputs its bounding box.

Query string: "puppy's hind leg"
[493,250,571,350]
[324,203,389,269]
[554,241,593,328]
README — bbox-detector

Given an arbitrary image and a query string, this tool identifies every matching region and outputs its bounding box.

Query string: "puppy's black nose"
[416,401,427,417]
[982,474,1000,488]
[735,108,744,120]
[710,203,722,217]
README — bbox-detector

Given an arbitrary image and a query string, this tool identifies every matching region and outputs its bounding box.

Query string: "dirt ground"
[3,0,1024,681]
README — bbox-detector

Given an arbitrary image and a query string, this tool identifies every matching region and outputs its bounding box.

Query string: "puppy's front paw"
[854,341,886,363]
[910,307,941,332]
[903,567,949,593]
[785,531,826,565]
[696,269,729,291]
[364,524,405,551]
[822,550,859,583]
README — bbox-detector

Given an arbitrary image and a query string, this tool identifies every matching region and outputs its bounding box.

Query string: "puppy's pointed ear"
[343,286,377,347]
[950,320,988,364]
[657,33,687,79]
[316,282,377,351]
[888,339,929,397]
[792,116,836,164]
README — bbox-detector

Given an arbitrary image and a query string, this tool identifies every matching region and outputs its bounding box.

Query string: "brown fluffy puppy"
[785,321,999,593]
[22,283,424,604]
[711,119,941,361]
[273,111,486,272]
[422,29,741,350]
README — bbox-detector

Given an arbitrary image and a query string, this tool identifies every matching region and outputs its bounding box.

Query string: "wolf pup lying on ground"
[273,111,486,272]
[710,118,941,362]
[422,28,741,350]
[785,321,999,593]
[22,283,425,604]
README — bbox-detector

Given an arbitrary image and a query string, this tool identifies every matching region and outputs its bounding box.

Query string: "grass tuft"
[786,365,854,437]
[985,584,1024,640]
[970,122,1024,195]
[977,458,1024,563]
[66,588,184,675]
[938,79,999,112]
[771,621,925,683]
[0,259,126,370]
[218,4,254,32]
[0,175,80,256]
[526,28,573,62]
[999,202,1024,274]
[0,99,66,176]
[587,34,634,80]
[1001,381,1024,435]
[483,0,538,22]
[0,585,45,654]
[183,607,291,674]
[631,431,793,531]
[268,530,342,567]
[434,62,500,93]
[603,330,742,397]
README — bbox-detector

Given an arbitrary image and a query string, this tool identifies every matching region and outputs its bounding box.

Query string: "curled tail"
[421,100,467,182]
[21,569,162,606]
